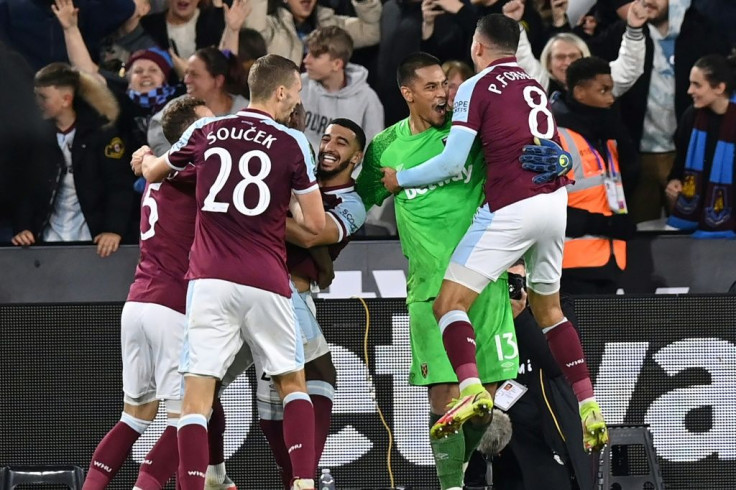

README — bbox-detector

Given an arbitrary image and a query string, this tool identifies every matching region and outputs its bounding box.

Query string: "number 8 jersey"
[165,108,318,297]
[451,57,569,212]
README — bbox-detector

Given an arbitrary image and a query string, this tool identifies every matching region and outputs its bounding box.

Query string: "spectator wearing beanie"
[147,47,249,155]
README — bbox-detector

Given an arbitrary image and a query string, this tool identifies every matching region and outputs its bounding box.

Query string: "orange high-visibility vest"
[558,128,627,270]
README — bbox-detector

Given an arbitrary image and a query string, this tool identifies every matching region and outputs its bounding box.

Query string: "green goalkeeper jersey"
[357,117,486,303]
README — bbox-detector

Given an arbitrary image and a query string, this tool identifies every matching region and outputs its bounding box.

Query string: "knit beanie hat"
[127,47,174,79]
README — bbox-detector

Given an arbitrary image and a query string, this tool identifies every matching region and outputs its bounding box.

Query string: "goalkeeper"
[356,53,519,490]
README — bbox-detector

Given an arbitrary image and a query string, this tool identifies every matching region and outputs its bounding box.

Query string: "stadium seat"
[597,425,665,490]
[0,465,85,489]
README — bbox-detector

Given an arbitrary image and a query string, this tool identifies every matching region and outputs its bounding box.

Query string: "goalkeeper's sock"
[430,412,466,490]
[462,418,491,462]
[84,413,150,489]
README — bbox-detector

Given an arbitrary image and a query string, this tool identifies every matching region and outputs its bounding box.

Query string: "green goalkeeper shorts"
[408,276,519,386]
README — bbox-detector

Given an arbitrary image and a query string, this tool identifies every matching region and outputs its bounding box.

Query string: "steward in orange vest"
[551,57,639,294]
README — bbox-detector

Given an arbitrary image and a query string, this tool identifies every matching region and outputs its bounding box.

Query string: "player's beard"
[317,153,352,179]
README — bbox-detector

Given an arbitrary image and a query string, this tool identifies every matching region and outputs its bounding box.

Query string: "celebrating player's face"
[318,124,359,179]
[404,65,449,128]
[275,72,303,124]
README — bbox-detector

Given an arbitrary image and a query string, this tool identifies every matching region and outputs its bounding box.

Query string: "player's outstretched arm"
[141,152,172,183]
[286,215,341,248]
[356,141,392,210]
[394,126,475,188]
[293,189,326,235]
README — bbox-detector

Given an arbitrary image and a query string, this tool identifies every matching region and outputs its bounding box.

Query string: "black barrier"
[1,297,735,489]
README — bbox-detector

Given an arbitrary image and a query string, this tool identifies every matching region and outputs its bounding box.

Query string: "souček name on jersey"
[403,165,473,200]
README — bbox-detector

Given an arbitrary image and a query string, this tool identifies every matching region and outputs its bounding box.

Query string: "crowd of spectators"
[1,0,735,254]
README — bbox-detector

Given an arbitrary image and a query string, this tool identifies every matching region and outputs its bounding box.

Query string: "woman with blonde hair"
[507,0,648,97]
[442,60,474,108]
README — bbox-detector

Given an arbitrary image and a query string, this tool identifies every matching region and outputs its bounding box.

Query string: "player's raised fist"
[131,145,152,176]
[381,167,402,194]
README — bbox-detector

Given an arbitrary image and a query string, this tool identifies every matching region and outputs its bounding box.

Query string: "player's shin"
[306,379,334,468]
[282,392,316,484]
[205,398,227,484]
[542,318,594,403]
[258,398,292,489]
[177,414,209,490]
[83,411,151,490]
[135,416,179,490]
[438,311,482,396]
[178,376,216,490]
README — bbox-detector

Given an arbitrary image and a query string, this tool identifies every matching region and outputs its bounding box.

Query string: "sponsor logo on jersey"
[453,100,469,115]
[403,165,473,200]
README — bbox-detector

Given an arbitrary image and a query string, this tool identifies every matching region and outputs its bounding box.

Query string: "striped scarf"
[667,94,736,238]
[126,84,176,111]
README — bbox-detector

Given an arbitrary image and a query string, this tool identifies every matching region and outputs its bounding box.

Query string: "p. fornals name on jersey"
[403,165,473,200]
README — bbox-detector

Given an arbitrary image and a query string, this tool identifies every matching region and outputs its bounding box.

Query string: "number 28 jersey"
[452,57,568,212]
[166,108,318,297]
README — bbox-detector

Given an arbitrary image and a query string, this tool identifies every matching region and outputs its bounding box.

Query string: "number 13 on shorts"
[494,332,518,362]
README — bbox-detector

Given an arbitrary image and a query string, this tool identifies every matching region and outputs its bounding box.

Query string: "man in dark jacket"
[552,57,638,294]
[0,42,54,242]
[464,262,595,490]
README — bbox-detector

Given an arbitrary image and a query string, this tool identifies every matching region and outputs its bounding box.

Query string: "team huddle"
[83,14,607,490]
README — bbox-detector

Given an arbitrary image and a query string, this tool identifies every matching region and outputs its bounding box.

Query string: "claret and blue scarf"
[668,94,736,238]
[126,84,177,111]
